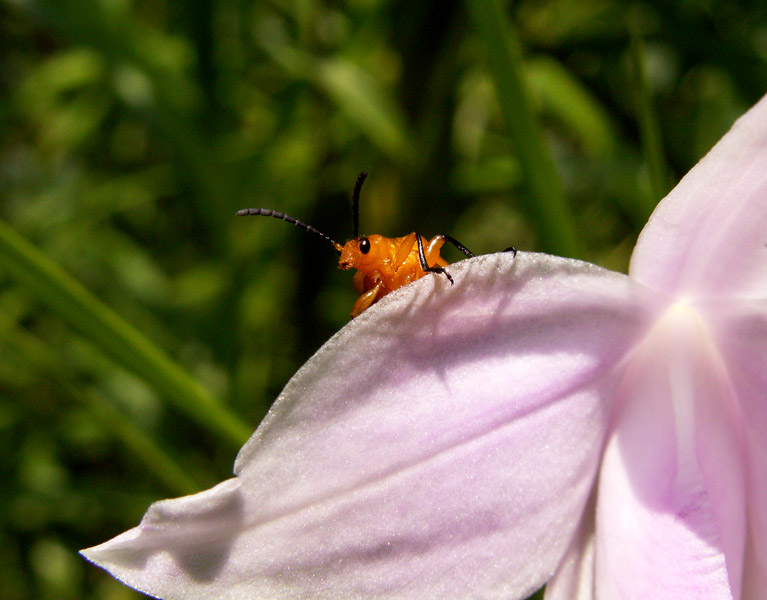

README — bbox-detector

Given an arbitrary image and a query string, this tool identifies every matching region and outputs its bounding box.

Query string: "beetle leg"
[352,269,367,295]
[441,234,475,258]
[351,279,384,317]
[416,232,453,285]
[424,235,447,266]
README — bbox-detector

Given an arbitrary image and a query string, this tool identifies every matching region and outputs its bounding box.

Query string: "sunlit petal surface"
[83,253,657,600]
[596,303,746,599]
[704,300,767,596]
[630,94,767,299]
[543,496,595,600]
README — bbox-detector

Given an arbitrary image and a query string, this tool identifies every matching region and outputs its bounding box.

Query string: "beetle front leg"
[416,233,453,285]
[351,279,384,317]
[352,269,367,295]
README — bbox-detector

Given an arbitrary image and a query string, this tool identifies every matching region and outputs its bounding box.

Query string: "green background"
[1,0,764,598]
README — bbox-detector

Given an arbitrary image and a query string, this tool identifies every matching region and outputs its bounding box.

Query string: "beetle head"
[338,235,384,271]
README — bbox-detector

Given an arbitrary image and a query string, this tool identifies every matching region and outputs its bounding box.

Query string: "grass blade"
[0,219,251,448]
[465,0,582,258]
[629,24,671,216]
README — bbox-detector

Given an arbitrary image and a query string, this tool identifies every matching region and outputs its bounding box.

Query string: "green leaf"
[629,24,671,218]
[256,18,412,163]
[465,0,583,258]
[526,56,618,159]
[0,219,251,448]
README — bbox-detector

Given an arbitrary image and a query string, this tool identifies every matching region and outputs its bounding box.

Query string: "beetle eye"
[359,237,371,254]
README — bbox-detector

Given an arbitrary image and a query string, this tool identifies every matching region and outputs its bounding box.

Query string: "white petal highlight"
[83,252,656,600]
[596,303,746,599]
[630,93,767,299]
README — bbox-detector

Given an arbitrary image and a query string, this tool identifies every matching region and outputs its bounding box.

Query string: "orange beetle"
[237,172,500,317]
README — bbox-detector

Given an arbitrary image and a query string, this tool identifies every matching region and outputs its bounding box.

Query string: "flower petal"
[630,93,767,299]
[83,252,656,600]
[596,303,746,599]
[544,496,595,600]
[703,300,767,598]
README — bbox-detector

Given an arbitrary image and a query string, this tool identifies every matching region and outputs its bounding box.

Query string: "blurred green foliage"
[0,0,764,598]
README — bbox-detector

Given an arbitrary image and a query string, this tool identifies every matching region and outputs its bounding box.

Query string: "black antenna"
[352,172,367,239]
[236,208,343,252]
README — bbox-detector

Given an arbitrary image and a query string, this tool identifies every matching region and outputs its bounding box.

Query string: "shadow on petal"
[84,478,246,583]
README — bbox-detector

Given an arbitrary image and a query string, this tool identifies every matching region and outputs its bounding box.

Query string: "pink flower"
[82,94,767,600]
